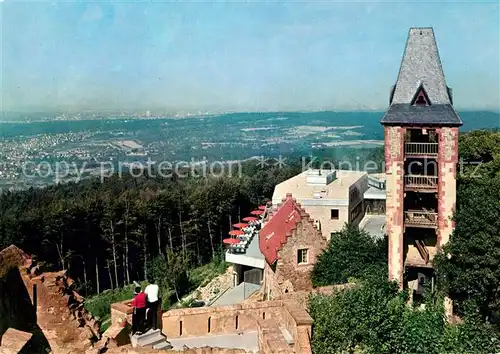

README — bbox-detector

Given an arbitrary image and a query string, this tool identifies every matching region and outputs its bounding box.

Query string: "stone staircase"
[280,326,294,346]
[130,329,173,350]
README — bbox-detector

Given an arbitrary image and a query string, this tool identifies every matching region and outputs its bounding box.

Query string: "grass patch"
[84,284,140,328]
[189,257,228,289]
[84,259,228,331]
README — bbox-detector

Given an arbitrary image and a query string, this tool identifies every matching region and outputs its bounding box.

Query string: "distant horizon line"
[1,108,499,115]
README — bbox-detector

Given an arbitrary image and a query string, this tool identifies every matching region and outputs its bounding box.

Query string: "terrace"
[225,206,268,270]
[161,300,313,354]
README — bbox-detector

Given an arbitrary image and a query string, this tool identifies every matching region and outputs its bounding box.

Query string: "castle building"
[260,194,328,300]
[272,169,368,240]
[381,28,462,298]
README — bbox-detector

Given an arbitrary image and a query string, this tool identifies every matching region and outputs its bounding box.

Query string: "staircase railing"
[414,239,430,264]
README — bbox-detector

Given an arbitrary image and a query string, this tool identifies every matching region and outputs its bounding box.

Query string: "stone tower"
[381,28,462,296]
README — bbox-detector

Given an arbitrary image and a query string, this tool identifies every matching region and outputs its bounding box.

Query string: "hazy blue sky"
[1,1,499,112]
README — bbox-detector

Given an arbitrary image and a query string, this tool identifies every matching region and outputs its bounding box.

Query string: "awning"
[258,205,267,210]
[223,238,239,245]
[242,216,259,222]
[229,230,244,236]
[250,210,264,216]
[233,223,248,229]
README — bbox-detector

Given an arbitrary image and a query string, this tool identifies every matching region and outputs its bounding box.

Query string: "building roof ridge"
[259,195,324,264]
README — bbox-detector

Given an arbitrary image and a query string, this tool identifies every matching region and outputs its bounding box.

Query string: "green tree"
[434,175,500,320]
[148,250,189,304]
[309,279,499,354]
[312,224,387,286]
[441,315,500,353]
[309,278,406,354]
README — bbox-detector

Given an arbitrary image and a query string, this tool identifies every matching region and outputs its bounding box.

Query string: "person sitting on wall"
[145,278,160,330]
[131,286,147,335]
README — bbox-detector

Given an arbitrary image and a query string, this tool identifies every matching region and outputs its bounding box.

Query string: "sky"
[1,1,499,113]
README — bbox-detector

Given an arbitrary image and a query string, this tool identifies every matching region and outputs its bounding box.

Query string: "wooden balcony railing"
[404,211,438,228]
[404,175,438,189]
[405,142,438,156]
[414,239,430,264]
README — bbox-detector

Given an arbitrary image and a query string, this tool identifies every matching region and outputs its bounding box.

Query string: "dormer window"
[411,85,431,106]
[414,91,428,105]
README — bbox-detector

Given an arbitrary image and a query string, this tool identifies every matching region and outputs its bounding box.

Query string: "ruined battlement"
[0,245,101,354]
[109,298,313,353]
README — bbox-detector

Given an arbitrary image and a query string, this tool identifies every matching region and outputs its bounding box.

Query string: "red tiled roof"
[259,194,304,264]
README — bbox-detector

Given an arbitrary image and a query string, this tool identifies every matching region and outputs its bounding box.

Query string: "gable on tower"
[411,84,431,106]
[381,28,462,126]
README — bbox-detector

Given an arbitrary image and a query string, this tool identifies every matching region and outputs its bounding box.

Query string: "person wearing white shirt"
[144,279,160,329]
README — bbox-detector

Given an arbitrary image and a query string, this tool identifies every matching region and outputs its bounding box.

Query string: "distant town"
[0,110,498,191]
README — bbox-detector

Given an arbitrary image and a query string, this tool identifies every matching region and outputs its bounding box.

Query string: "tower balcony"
[404,175,438,192]
[404,210,438,228]
[404,142,438,157]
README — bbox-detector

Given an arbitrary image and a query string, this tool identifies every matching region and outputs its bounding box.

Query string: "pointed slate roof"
[381,28,462,126]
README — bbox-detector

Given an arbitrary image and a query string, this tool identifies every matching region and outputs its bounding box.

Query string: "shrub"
[312,224,387,286]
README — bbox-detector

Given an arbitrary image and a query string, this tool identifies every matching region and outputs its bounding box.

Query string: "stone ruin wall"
[0,245,101,354]
[274,283,355,309]
[161,299,313,354]
[111,298,313,354]
[24,270,101,353]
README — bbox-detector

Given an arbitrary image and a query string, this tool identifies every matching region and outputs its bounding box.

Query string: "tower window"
[415,92,428,105]
[411,86,431,106]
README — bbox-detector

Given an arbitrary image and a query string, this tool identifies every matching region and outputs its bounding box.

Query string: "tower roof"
[381,28,462,126]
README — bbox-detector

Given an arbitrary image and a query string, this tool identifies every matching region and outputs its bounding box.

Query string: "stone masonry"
[110,298,314,353]
[384,126,405,285]
[0,245,101,354]
[436,127,459,247]
[437,127,459,318]
[263,197,327,300]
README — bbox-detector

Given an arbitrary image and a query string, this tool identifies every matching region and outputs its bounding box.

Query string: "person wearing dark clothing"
[131,286,147,335]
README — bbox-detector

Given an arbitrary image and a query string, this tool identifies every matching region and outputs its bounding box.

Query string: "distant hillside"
[456,111,500,131]
[0,110,497,170]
